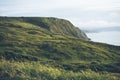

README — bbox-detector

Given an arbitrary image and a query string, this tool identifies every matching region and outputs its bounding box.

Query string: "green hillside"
[0,17,120,80]
[0,17,89,40]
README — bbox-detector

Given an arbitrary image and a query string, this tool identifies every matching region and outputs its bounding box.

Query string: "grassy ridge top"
[0,17,120,79]
[0,17,89,40]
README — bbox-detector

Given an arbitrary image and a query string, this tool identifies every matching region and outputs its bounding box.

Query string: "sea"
[86,31,120,46]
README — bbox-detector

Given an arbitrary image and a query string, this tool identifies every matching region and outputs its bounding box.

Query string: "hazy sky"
[0,0,120,28]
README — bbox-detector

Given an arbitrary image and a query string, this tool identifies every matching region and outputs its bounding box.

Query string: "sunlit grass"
[0,59,119,80]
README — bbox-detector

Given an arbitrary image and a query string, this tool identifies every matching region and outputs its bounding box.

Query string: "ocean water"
[86,31,120,46]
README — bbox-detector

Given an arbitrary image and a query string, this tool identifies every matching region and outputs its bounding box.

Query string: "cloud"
[73,20,120,28]
[1,0,120,13]
[0,0,120,27]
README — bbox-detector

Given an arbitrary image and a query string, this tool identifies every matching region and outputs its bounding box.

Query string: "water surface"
[86,31,120,46]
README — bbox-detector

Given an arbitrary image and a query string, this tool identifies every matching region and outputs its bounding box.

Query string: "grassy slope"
[0,60,120,80]
[0,17,89,40]
[0,17,120,80]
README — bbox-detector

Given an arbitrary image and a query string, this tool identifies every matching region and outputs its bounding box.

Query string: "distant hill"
[0,17,120,80]
[82,26,120,33]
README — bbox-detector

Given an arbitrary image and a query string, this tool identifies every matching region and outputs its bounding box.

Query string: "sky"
[0,0,120,28]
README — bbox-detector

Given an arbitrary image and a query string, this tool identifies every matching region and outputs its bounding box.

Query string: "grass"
[0,17,120,80]
[0,59,120,80]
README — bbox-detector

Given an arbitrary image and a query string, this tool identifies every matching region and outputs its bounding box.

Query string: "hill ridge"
[0,17,89,40]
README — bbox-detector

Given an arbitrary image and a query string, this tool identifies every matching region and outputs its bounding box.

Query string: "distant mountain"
[0,17,120,80]
[82,26,120,33]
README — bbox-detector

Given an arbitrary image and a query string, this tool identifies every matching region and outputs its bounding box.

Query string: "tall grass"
[0,59,119,80]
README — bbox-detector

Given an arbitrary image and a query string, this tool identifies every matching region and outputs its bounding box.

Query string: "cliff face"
[0,17,89,40]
